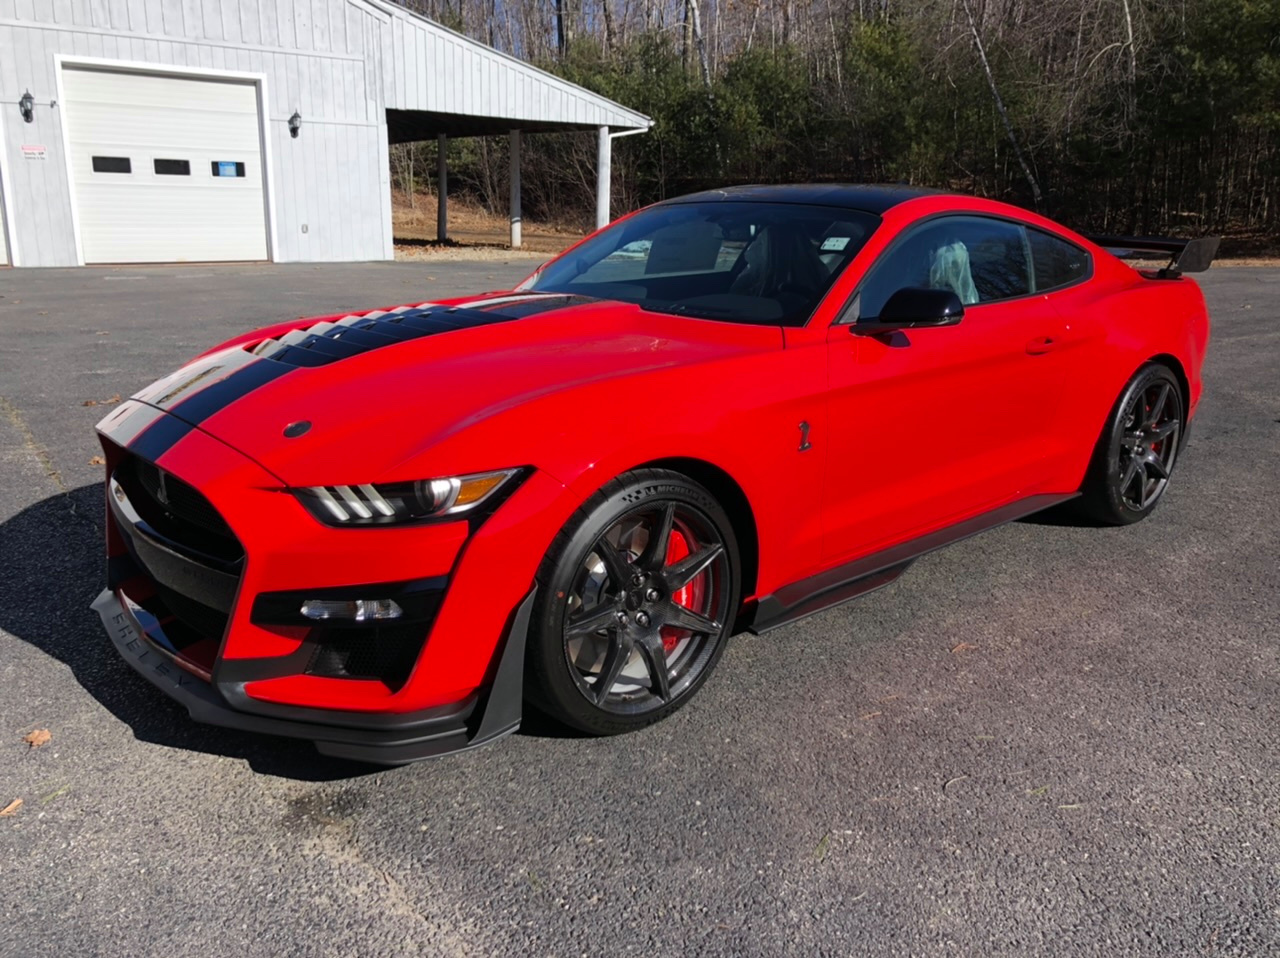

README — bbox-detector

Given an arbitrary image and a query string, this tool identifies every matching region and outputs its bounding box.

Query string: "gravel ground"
[0,262,1276,957]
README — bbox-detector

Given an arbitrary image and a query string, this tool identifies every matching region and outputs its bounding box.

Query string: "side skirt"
[746,493,1079,634]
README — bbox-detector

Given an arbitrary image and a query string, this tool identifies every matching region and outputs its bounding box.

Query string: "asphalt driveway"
[1,262,1276,956]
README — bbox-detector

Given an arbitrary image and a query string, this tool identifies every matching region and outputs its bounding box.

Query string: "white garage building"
[0,0,650,268]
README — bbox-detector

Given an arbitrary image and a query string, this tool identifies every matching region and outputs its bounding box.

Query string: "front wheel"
[526,469,740,736]
[1078,363,1184,525]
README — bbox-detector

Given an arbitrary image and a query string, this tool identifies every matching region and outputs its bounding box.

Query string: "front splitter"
[91,586,534,765]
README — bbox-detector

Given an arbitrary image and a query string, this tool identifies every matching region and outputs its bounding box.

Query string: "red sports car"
[92,185,1214,764]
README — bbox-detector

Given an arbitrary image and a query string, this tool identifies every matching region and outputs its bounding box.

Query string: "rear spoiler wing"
[1085,234,1221,277]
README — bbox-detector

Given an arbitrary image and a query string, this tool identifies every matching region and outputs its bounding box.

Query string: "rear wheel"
[1078,364,1183,525]
[527,469,740,736]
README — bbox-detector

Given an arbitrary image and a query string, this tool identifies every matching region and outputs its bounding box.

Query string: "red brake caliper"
[661,530,701,653]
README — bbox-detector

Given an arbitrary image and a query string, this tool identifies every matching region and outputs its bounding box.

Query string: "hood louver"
[249,302,523,368]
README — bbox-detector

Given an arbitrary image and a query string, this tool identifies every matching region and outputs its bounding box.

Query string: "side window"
[1028,228,1089,292]
[857,216,1031,320]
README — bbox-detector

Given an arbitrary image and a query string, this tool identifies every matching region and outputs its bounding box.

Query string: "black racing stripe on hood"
[253,304,524,370]
[165,357,292,426]
[118,298,592,444]
[129,412,195,462]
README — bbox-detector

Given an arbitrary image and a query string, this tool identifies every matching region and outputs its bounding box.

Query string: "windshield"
[523,201,880,326]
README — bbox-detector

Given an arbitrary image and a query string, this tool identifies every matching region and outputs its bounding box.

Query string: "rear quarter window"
[1029,229,1090,292]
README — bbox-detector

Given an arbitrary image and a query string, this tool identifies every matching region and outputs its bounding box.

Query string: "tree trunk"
[601,0,616,53]
[960,0,1043,207]
[683,1,694,75]
[556,0,573,58]
[689,0,712,89]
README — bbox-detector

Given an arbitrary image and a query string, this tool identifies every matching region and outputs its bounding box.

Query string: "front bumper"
[91,398,570,763]
[93,585,534,765]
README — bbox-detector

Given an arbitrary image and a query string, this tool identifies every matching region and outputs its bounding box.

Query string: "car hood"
[128,292,782,485]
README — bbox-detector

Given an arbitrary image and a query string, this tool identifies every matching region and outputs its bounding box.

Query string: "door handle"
[1025,336,1056,355]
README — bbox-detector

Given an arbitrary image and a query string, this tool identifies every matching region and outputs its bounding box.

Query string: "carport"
[371,0,651,250]
[387,111,648,249]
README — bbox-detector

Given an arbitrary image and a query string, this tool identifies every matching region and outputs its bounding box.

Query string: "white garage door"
[62,68,269,264]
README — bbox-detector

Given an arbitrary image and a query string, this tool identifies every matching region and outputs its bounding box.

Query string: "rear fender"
[1064,277,1208,486]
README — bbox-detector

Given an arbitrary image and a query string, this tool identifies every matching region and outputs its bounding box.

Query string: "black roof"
[657,183,949,215]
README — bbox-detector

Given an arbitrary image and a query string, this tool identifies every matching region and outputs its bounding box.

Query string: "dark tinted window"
[527,202,880,327]
[1028,228,1089,292]
[858,216,1030,319]
[154,158,190,176]
[92,156,131,174]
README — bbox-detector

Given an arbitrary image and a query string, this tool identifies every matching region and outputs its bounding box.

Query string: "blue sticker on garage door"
[213,161,246,177]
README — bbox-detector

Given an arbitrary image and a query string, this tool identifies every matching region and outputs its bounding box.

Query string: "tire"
[526,468,741,736]
[1078,363,1184,525]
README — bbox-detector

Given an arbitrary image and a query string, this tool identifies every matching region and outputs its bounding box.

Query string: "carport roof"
[363,0,652,141]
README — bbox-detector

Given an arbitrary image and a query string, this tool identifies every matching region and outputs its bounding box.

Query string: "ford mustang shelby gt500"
[92,185,1213,764]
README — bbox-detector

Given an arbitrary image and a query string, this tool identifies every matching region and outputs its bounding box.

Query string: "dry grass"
[391,190,583,259]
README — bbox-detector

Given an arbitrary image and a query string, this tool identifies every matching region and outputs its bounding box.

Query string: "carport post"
[436,134,448,242]
[596,125,611,231]
[509,130,522,250]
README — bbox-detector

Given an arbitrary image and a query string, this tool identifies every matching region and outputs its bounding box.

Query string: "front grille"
[116,455,244,563]
[306,624,429,692]
[152,581,231,643]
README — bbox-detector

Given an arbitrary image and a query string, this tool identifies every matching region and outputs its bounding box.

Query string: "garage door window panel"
[92,156,132,174]
[154,159,191,176]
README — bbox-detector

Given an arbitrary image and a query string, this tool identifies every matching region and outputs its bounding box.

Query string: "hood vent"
[249,302,524,368]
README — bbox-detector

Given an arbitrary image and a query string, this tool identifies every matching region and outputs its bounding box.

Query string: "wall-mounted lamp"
[288,111,302,138]
[19,90,35,123]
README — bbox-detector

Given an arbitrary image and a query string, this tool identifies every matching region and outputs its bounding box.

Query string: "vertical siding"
[0,0,646,267]
[0,4,387,266]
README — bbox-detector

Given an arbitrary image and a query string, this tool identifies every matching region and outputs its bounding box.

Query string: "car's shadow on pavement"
[4,484,1096,776]
[0,483,385,780]
[1017,501,1110,528]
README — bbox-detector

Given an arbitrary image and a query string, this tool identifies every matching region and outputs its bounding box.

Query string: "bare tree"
[960,0,1044,206]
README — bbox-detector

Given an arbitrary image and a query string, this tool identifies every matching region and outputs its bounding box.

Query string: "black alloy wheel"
[527,469,740,736]
[1080,363,1184,524]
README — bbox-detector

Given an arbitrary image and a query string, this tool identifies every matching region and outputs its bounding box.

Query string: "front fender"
[400,341,829,599]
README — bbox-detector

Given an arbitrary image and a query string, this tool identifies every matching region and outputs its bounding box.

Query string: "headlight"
[294,469,522,526]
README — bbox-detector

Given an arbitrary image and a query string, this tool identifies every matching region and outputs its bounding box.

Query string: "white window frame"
[0,104,18,266]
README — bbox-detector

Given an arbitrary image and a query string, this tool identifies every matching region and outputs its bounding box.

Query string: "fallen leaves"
[814,833,831,861]
[22,729,51,749]
[88,455,106,466]
[0,799,22,817]
[951,642,978,654]
[80,394,122,407]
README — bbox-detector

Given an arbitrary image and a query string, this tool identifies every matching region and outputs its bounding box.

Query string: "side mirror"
[852,287,964,335]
